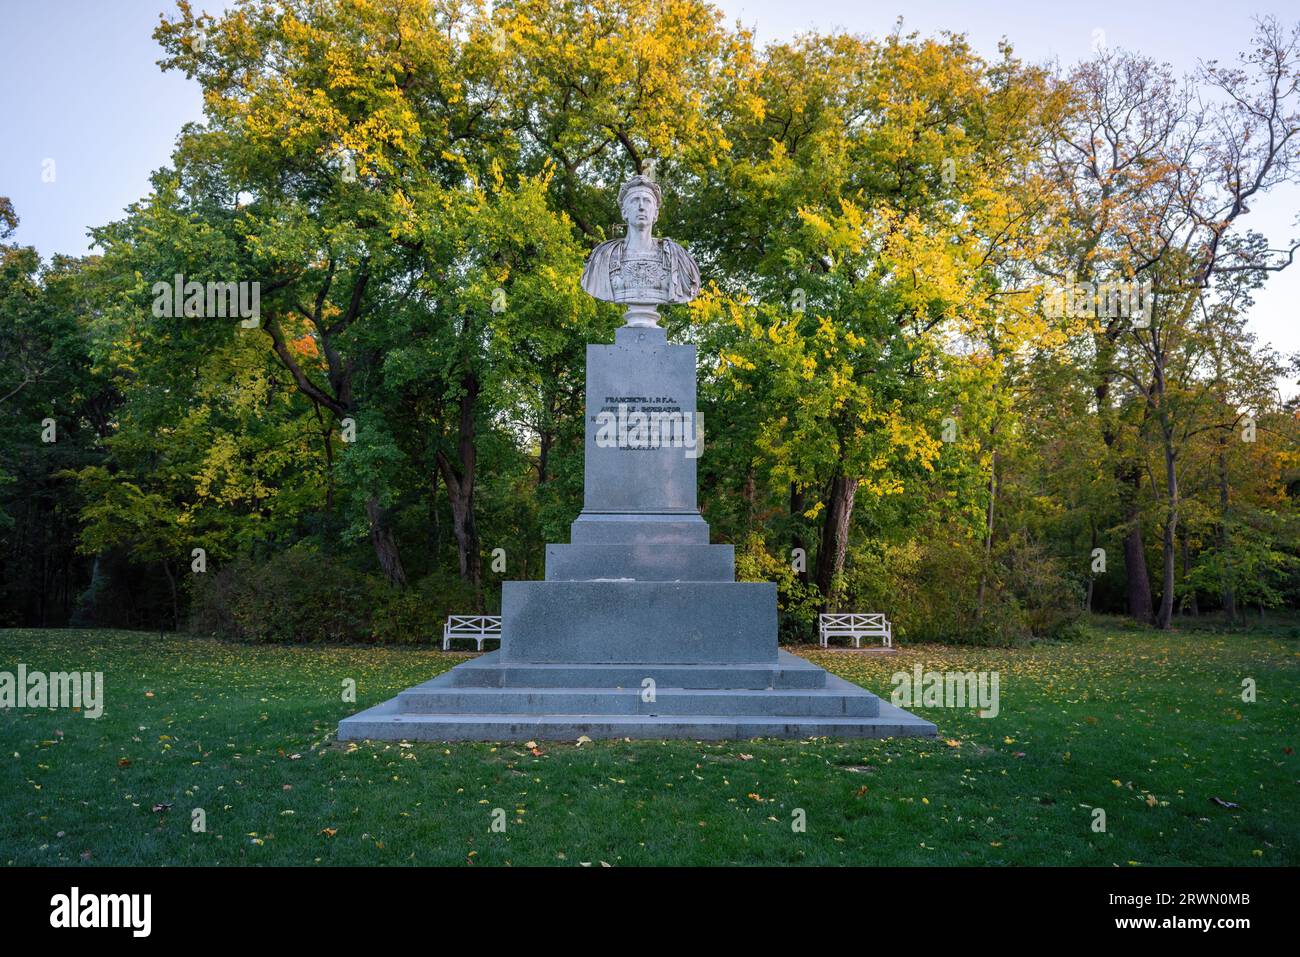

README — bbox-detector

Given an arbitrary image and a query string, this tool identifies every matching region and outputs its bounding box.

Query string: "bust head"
[618,174,662,232]
[580,173,700,325]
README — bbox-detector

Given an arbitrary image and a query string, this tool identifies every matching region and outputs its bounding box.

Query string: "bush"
[369,574,481,644]
[189,548,487,644]
[735,532,822,644]
[190,548,379,643]
[837,529,1080,645]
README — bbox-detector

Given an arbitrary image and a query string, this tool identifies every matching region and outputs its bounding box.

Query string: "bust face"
[620,186,659,231]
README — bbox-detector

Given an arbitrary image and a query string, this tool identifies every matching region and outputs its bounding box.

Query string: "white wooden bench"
[442,615,502,651]
[819,613,892,649]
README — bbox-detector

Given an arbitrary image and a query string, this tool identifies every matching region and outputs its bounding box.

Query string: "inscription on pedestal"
[582,328,699,514]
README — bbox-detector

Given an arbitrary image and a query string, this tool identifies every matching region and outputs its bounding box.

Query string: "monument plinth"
[339,176,935,741]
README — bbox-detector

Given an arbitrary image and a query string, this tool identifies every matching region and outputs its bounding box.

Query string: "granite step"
[501,579,777,663]
[338,697,936,741]
[443,649,828,689]
[397,674,879,718]
[544,542,735,581]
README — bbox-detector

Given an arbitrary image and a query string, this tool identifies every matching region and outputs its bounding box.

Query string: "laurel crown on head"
[618,174,662,210]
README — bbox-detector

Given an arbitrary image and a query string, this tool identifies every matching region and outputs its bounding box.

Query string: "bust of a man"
[580,174,700,327]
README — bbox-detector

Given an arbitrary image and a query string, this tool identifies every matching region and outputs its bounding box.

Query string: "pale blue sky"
[2,0,1296,391]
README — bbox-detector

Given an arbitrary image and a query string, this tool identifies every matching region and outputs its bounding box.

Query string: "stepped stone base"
[338,324,936,743]
[337,650,937,742]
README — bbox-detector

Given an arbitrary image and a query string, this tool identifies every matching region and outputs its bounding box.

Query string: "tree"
[693,29,1068,608]
[1040,21,1300,626]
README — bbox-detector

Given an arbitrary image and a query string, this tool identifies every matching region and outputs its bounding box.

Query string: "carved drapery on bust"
[580,236,699,305]
[580,174,700,327]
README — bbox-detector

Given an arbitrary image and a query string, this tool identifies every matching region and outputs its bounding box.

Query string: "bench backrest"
[444,615,503,635]
[819,613,888,631]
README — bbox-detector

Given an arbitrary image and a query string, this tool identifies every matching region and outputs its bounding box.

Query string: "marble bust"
[580,174,700,327]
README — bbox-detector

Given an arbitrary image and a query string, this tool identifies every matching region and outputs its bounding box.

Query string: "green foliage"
[189,548,377,643]
[0,240,110,625]
[188,547,482,644]
[369,573,482,644]
[838,530,1082,646]
[2,3,1298,638]
[733,532,822,642]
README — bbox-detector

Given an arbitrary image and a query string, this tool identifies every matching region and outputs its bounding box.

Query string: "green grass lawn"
[1,617,1296,866]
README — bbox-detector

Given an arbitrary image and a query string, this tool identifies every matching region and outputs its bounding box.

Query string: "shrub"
[369,573,481,644]
[190,547,378,643]
[735,532,822,644]
[190,549,486,645]
[837,530,1080,645]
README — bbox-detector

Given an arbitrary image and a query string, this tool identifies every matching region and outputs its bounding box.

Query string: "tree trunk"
[1156,442,1178,629]
[314,403,336,515]
[1096,336,1154,624]
[161,558,179,631]
[1179,530,1198,616]
[438,465,481,604]
[1216,446,1236,622]
[435,373,482,603]
[814,473,857,611]
[791,483,809,587]
[429,467,445,567]
[1085,519,1097,613]
[1118,466,1154,623]
[536,390,558,485]
[537,428,553,486]
[975,449,998,620]
[366,496,408,588]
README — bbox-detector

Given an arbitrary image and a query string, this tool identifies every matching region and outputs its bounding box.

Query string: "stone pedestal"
[504,326,776,665]
[340,325,935,741]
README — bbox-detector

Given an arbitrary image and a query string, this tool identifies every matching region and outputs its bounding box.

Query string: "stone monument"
[339,175,935,741]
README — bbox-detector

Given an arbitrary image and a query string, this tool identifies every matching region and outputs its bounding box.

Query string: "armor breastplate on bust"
[610,241,670,303]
